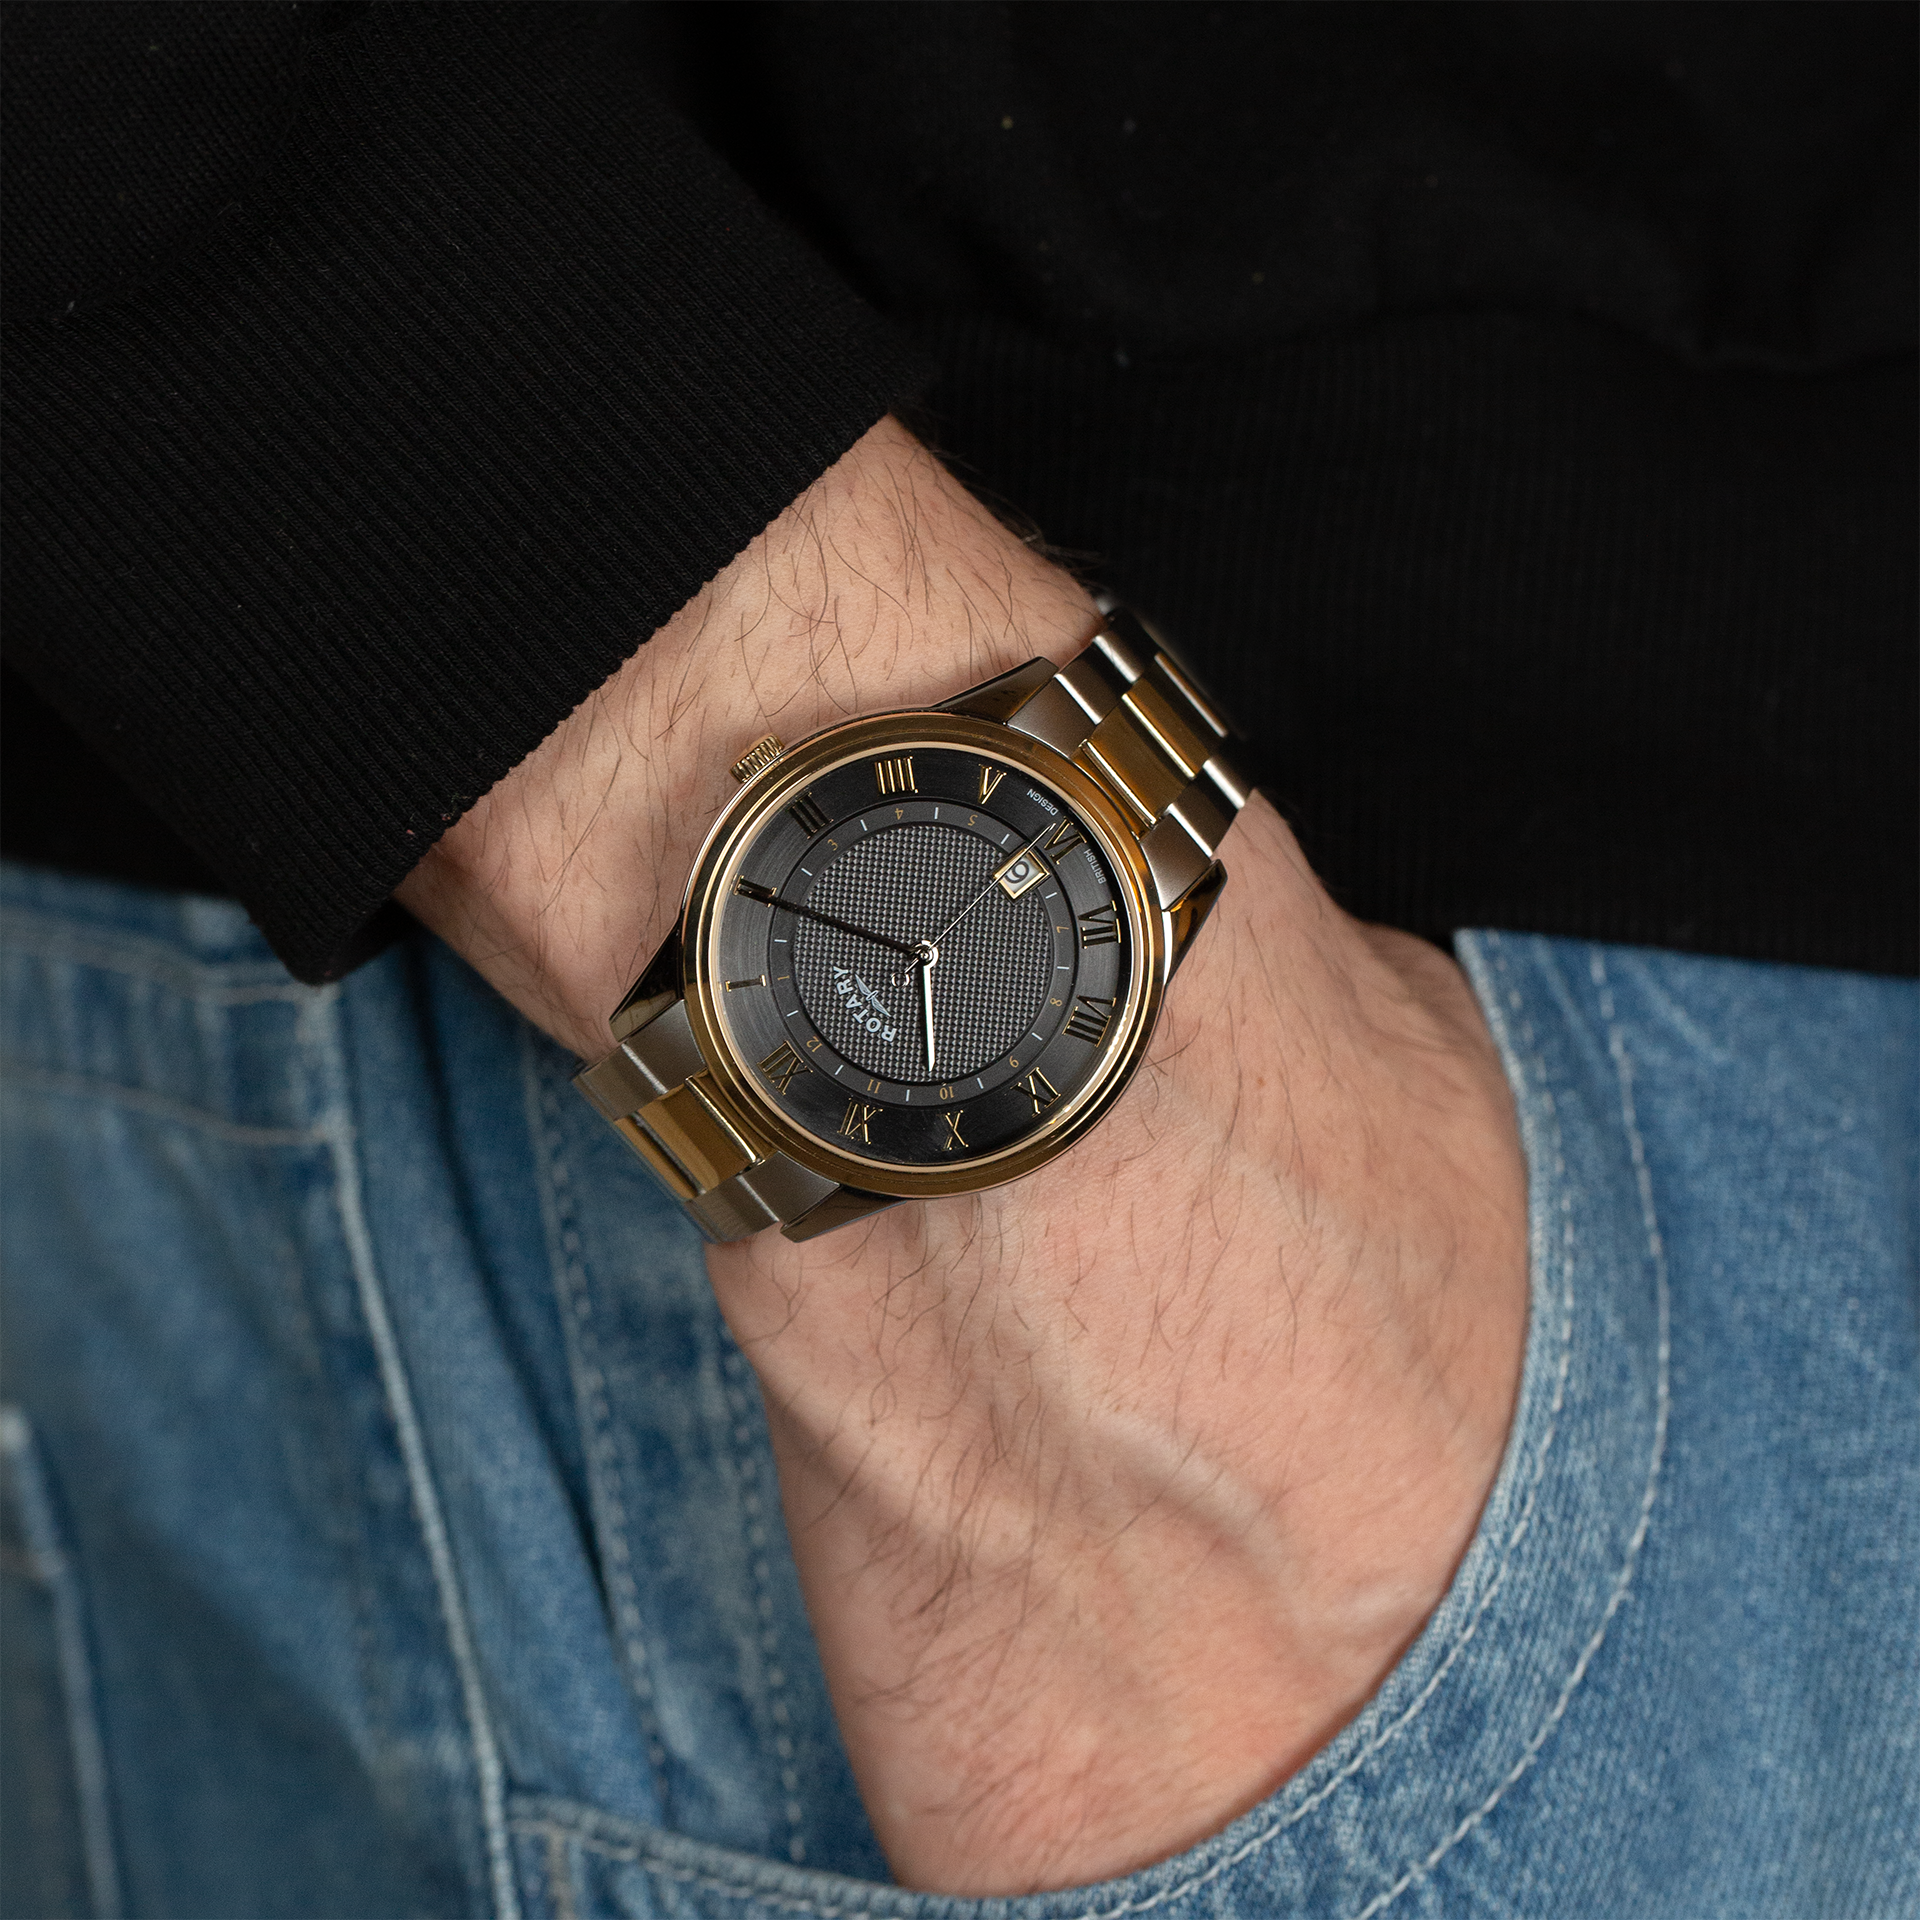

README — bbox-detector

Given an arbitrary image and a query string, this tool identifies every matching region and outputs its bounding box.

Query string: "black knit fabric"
[5,2,1915,979]
[2,3,926,978]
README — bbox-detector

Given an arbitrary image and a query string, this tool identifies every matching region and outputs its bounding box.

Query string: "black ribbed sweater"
[5,2,1914,981]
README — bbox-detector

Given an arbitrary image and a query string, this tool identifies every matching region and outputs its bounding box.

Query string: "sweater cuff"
[3,6,929,981]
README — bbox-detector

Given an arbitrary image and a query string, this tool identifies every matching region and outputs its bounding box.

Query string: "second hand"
[891,824,1054,987]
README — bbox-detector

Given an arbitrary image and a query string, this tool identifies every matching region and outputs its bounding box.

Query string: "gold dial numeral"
[789,792,831,837]
[1077,901,1121,946]
[1063,995,1117,1045]
[1016,1068,1060,1116]
[874,757,917,796]
[839,1098,881,1143]
[1041,817,1085,858]
[942,1109,968,1152]
[759,1041,813,1095]
[978,764,1006,804]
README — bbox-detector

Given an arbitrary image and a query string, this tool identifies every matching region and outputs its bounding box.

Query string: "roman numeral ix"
[1016,1069,1060,1116]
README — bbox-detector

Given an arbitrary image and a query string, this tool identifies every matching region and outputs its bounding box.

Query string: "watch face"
[699,734,1149,1183]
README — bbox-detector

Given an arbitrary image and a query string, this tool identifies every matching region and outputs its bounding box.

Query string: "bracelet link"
[1007,602,1252,907]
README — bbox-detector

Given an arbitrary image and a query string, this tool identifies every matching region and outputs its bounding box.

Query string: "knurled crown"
[729,734,787,785]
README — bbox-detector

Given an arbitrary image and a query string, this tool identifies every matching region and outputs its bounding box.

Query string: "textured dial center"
[792,823,1052,1082]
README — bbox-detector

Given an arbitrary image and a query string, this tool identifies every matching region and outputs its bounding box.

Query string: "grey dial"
[794,823,1052,1083]
[713,744,1137,1168]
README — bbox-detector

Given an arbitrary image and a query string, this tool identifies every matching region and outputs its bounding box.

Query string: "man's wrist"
[397,416,1098,1059]
[396,418,1528,1896]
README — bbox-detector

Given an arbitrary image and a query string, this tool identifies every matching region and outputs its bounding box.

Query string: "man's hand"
[399,419,1528,1894]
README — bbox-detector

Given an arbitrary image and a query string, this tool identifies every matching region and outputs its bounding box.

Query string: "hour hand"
[918,948,937,1071]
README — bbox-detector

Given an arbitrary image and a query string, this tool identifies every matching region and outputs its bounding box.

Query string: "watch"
[573,603,1250,1242]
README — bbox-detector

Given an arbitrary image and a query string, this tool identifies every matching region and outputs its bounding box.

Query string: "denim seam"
[720,1342,811,1866]
[324,1003,522,1920]
[0,1405,124,1920]
[271,1117,403,1838]
[543,1824,584,1920]
[0,923,317,1003]
[497,933,1586,1918]
[524,1032,672,1808]
[0,1063,329,1146]
[1349,943,1674,1917]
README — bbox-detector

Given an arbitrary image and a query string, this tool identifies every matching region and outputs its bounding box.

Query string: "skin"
[398,418,1529,1895]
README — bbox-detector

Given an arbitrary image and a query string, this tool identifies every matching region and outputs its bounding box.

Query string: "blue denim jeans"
[3,860,1915,1919]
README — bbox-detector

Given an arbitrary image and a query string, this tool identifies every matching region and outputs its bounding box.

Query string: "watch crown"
[729,735,787,785]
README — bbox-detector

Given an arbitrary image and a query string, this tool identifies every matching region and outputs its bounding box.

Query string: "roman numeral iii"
[1063,995,1117,1045]
[1077,901,1121,946]
[758,1041,812,1096]
[873,757,916,796]
[788,792,831,837]
[839,1098,881,1143]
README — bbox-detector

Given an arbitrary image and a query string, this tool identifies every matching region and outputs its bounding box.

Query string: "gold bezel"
[677,710,1168,1199]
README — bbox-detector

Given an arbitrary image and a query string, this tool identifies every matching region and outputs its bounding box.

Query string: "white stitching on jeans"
[1,1063,328,1146]
[324,1011,522,1920]
[524,1031,671,1806]
[0,921,319,1003]
[719,1344,811,1866]
[505,931,1583,1919]
[543,1824,582,1920]
[1347,946,1673,1918]
[1,1406,125,1920]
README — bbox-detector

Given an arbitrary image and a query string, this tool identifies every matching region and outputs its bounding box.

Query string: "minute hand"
[734,880,921,960]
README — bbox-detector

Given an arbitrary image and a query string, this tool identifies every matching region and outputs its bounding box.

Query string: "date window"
[995,850,1047,899]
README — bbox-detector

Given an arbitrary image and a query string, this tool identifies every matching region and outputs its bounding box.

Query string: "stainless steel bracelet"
[573,998,870,1240]
[573,605,1251,1242]
[996,601,1251,910]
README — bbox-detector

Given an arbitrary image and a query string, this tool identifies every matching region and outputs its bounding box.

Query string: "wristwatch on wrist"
[573,602,1251,1242]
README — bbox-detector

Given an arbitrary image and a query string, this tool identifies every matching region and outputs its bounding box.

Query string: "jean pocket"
[0,1406,122,1920]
